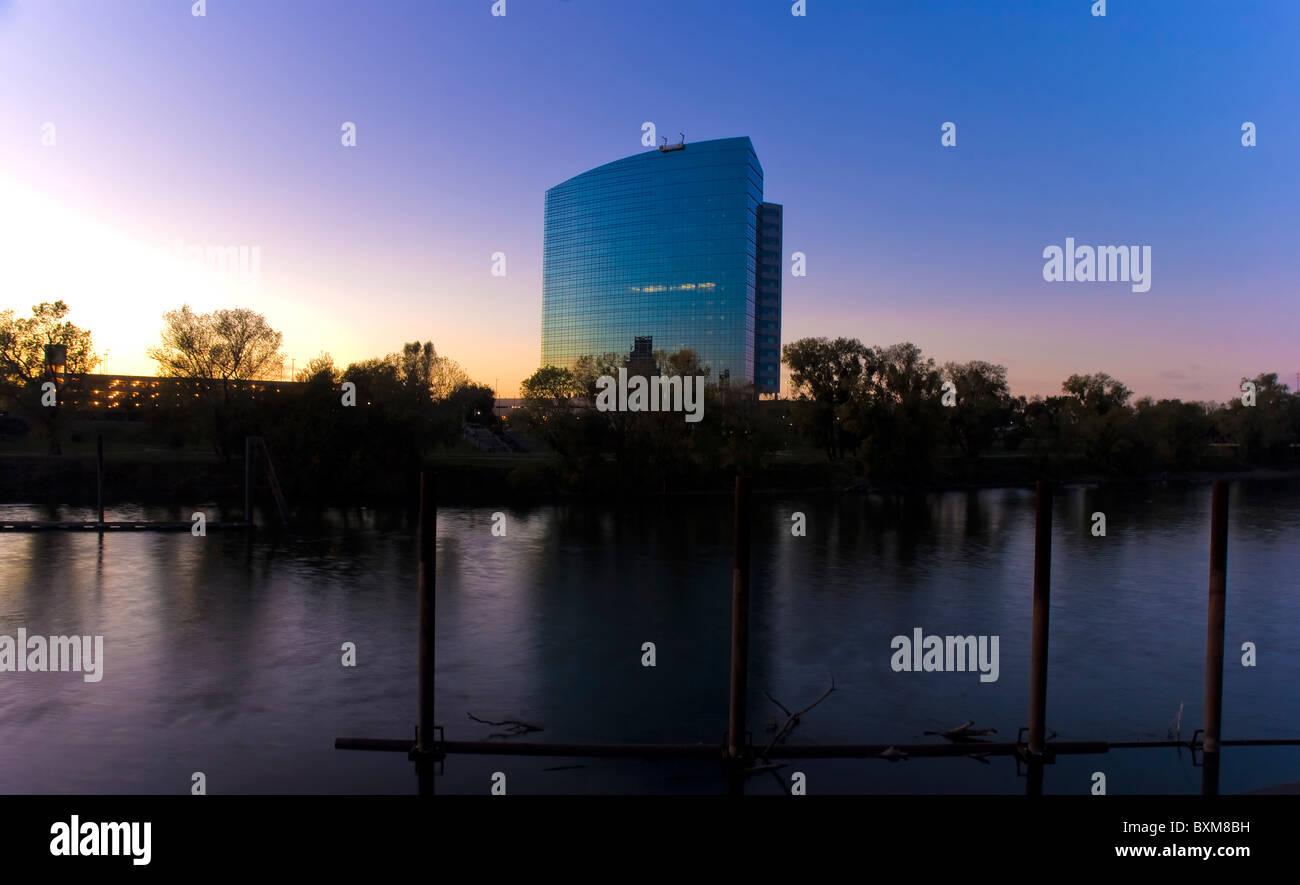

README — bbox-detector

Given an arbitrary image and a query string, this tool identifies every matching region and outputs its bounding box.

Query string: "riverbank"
[2,448,1295,507]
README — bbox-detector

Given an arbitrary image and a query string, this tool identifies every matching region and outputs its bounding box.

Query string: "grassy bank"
[2,444,1291,510]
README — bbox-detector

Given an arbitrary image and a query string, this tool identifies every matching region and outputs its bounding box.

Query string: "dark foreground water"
[2,479,1297,795]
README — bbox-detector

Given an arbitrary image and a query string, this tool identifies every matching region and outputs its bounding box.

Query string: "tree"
[0,301,99,452]
[342,357,402,405]
[0,300,98,396]
[518,365,585,455]
[148,305,285,457]
[1132,397,1212,472]
[387,341,469,401]
[397,341,437,395]
[1218,373,1294,464]
[148,305,285,401]
[941,360,1012,459]
[1062,372,1133,415]
[522,365,582,404]
[295,352,340,384]
[782,337,873,459]
[447,381,496,425]
[428,352,470,401]
[1057,372,1137,471]
[853,342,945,485]
[572,352,624,405]
[870,342,939,404]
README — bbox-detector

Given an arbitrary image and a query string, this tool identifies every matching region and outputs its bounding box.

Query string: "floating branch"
[756,676,836,763]
[923,720,998,743]
[468,713,543,739]
[1167,701,1185,742]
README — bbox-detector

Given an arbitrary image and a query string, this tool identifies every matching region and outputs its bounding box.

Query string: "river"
[1,478,1297,794]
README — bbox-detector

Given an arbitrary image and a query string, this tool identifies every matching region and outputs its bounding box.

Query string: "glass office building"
[754,202,783,394]
[542,136,781,393]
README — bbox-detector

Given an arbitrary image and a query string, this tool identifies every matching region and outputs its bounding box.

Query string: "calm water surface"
[1,479,1297,794]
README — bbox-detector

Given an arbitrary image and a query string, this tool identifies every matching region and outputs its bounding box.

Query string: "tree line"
[0,303,495,500]
[4,301,1296,496]
[781,336,1299,486]
[517,348,785,492]
[515,336,1299,490]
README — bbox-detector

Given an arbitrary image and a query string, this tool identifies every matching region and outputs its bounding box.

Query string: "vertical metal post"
[1026,480,1052,795]
[416,472,438,794]
[96,434,104,527]
[244,436,254,525]
[1028,481,1053,753]
[727,475,752,792]
[1202,480,1229,796]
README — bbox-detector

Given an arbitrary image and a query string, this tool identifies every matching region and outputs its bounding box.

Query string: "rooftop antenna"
[659,132,686,153]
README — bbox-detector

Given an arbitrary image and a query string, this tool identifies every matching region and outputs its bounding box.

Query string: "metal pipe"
[727,475,752,793]
[1202,480,1229,796]
[335,738,1117,759]
[417,472,437,756]
[96,434,104,527]
[244,436,254,525]
[1027,480,1053,757]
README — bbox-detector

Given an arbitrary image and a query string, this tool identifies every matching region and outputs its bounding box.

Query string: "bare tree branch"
[923,720,997,742]
[467,712,543,740]
[757,676,836,762]
[761,689,792,718]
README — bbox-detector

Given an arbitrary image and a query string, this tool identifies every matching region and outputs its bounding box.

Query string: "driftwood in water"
[468,713,543,740]
[755,676,837,765]
[923,720,998,742]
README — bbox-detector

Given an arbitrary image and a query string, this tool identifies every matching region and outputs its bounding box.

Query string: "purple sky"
[0,0,1295,400]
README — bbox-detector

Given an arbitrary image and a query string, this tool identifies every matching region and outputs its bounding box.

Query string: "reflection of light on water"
[0,481,1298,793]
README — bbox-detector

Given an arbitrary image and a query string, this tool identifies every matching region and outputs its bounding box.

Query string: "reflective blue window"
[542,137,775,388]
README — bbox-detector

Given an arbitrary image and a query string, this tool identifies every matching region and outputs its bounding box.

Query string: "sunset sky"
[0,0,1295,400]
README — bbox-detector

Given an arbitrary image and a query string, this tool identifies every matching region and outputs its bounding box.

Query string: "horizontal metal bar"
[768,741,1115,758]
[335,738,413,753]
[443,741,722,759]
[1219,738,1300,747]
[335,737,722,759]
[338,735,1300,759]
[0,521,253,532]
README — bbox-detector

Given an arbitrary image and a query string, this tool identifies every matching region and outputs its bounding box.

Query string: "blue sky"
[0,0,1295,398]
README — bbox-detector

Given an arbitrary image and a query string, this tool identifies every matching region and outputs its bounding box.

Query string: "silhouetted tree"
[0,301,99,452]
[941,360,1012,459]
[150,305,285,402]
[783,336,873,459]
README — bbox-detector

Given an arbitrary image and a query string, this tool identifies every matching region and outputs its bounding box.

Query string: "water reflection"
[0,479,1297,794]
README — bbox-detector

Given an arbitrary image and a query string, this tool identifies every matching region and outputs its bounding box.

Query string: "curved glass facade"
[542,137,777,389]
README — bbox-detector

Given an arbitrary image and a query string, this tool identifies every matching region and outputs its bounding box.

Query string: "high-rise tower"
[541,136,780,391]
